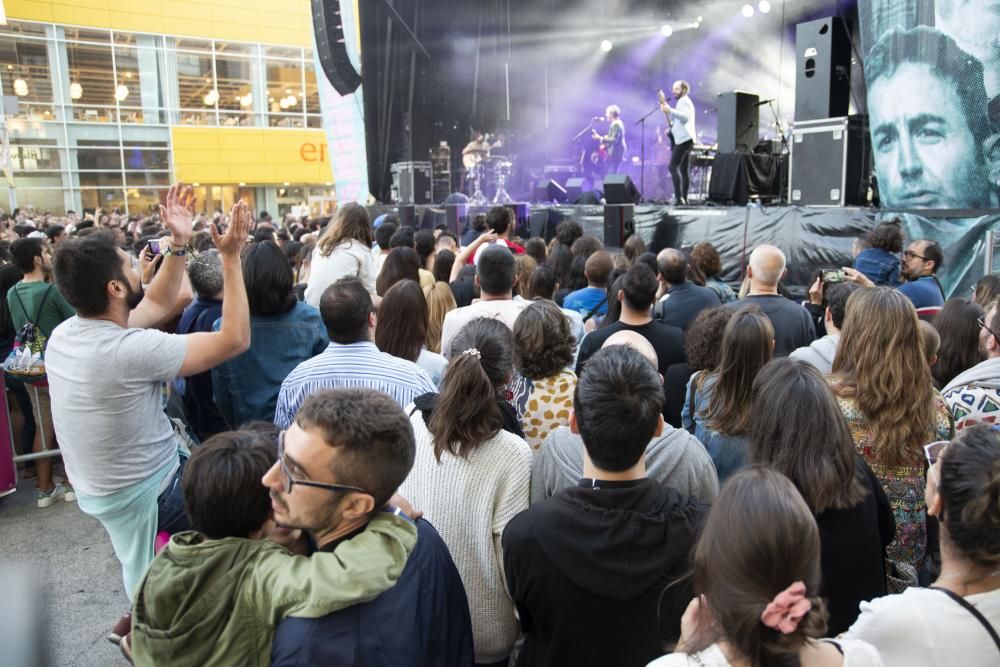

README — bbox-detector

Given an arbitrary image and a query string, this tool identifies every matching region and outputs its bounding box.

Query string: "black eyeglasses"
[277,431,369,496]
[979,316,1000,345]
[902,250,929,261]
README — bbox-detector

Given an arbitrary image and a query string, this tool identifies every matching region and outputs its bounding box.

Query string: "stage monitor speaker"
[398,205,416,228]
[789,116,870,206]
[530,208,564,243]
[718,91,760,154]
[534,179,567,203]
[603,205,635,248]
[445,203,469,236]
[603,174,641,204]
[565,177,589,202]
[311,0,362,96]
[795,18,851,122]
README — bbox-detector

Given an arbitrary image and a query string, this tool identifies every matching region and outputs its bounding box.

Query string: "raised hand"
[159,183,195,245]
[212,200,252,257]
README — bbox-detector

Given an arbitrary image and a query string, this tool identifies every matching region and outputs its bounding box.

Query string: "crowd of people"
[1,190,999,666]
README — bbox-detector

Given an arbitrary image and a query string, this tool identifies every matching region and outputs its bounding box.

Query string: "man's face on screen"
[869,63,989,210]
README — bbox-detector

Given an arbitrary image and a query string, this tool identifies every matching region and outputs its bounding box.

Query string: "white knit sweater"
[399,410,532,664]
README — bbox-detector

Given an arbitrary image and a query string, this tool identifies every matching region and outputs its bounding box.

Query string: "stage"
[368,202,879,295]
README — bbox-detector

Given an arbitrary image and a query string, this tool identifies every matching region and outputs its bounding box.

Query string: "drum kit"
[463,138,514,205]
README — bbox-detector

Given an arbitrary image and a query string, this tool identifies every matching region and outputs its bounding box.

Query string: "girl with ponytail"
[648,467,883,667]
[846,424,1000,666]
[398,317,532,666]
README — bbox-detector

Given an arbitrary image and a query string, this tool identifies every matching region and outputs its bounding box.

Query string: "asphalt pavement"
[1,480,131,667]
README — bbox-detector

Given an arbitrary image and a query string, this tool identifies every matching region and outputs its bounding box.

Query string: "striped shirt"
[274,341,436,428]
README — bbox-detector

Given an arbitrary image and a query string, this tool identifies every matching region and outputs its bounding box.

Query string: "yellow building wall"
[5,0,314,47]
[171,127,332,185]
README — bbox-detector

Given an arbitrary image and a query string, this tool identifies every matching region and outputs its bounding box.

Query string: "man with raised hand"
[47,184,252,641]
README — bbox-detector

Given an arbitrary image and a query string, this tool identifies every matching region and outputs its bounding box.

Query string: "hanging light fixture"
[239,93,252,107]
[278,96,290,109]
[115,84,129,102]
[13,78,28,96]
[70,82,83,100]
[203,89,219,106]
[284,95,297,107]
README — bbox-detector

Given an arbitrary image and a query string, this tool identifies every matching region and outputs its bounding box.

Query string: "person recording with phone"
[793,278,861,375]
[659,80,696,206]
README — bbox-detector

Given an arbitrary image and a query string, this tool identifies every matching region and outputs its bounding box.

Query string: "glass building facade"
[0,17,336,217]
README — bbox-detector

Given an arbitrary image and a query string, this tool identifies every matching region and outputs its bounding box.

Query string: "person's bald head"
[747,245,786,288]
[602,330,659,368]
[656,248,687,285]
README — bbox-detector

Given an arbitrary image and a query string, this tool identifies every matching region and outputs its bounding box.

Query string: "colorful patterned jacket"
[942,357,1000,432]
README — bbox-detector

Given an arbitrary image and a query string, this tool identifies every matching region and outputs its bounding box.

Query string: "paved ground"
[0,479,131,667]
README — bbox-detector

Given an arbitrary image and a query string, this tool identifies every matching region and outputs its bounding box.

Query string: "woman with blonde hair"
[304,203,376,305]
[423,281,457,355]
[831,286,953,571]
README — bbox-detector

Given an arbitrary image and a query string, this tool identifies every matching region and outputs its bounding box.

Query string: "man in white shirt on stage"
[660,80,697,205]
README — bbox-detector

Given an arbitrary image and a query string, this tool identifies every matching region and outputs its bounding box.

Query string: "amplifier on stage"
[391,161,433,205]
[789,116,870,207]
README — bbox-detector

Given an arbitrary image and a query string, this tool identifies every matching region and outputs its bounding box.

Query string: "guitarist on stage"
[592,105,627,177]
[659,81,696,205]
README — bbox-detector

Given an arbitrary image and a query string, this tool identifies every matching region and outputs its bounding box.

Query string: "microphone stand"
[572,120,596,179]
[635,103,661,203]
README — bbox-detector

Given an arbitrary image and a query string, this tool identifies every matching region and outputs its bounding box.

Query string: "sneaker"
[37,482,72,508]
[120,632,134,664]
[62,482,76,503]
[107,612,132,646]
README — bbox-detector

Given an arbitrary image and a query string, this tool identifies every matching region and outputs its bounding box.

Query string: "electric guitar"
[658,89,676,149]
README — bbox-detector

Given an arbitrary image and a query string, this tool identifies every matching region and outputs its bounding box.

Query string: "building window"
[0,32,54,121]
[65,37,116,123]
[176,49,217,125]
[215,53,254,127]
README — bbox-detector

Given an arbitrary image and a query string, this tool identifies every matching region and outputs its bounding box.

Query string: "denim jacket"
[212,301,329,428]
[681,371,749,483]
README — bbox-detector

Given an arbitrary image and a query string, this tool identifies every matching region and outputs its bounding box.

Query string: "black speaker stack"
[789,16,870,206]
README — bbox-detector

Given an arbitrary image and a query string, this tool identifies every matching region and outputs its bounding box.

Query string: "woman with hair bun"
[648,467,884,667]
[399,317,531,667]
[845,424,1000,666]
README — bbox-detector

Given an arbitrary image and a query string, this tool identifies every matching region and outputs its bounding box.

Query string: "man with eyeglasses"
[266,388,474,666]
[942,300,1000,432]
[896,239,945,310]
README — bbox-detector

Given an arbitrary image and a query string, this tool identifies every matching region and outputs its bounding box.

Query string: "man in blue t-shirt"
[898,239,945,310]
[563,250,613,320]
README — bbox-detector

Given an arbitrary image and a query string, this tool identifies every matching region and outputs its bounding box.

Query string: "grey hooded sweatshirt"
[789,334,841,375]
[530,425,719,505]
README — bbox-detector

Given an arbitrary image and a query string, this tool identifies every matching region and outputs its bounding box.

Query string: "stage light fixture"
[741,4,755,18]
[600,39,613,52]
[758,1,772,13]
[660,25,673,37]
[697,16,703,22]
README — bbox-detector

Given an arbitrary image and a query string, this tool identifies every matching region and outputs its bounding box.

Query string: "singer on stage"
[660,80,696,205]
[592,105,627,176]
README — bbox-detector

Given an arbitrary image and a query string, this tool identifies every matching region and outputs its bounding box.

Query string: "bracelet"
[161,242,190,258]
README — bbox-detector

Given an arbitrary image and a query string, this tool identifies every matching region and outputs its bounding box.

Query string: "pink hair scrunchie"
[760,581,812,634]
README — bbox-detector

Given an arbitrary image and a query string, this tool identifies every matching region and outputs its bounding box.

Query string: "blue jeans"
[156,456,191,534]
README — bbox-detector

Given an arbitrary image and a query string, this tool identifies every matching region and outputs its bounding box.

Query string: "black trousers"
[669,139,694,202]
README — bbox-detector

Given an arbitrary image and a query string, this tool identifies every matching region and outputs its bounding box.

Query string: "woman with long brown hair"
[399,317,531,666]
[831,286,953,571]
[374,279,448,387]
[648,467,883,667]
[304,203,376,304]
[750,358,895,635]
[682,306,774,482]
